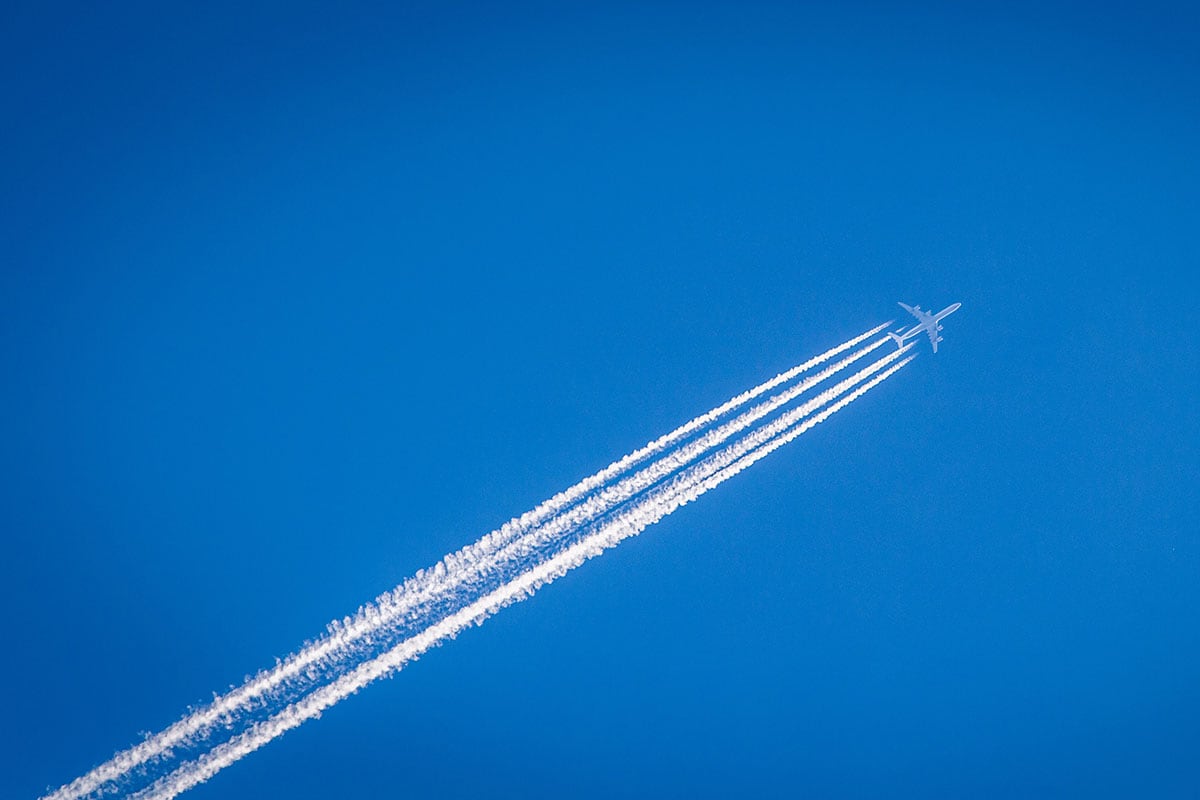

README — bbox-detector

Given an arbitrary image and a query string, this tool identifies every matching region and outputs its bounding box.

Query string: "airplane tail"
[888,332,907,349]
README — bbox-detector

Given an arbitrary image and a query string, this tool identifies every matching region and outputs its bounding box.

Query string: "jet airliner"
[888,301,962,353]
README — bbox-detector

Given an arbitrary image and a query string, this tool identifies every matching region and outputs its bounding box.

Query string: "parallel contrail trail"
[43,323,890,800]
[128,350,916,800]
[43,326,908,800]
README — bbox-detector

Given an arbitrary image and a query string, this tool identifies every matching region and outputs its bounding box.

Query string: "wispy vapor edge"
[128,351,914,800]
[42,323,890,800]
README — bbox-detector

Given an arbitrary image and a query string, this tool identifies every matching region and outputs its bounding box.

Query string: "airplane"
[888,301,962,353]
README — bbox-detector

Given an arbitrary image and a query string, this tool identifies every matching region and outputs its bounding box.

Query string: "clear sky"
[3,2,1198,798]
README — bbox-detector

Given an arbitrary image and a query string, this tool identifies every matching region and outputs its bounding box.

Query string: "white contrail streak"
[127,350,915,800]
[42,323,891,800]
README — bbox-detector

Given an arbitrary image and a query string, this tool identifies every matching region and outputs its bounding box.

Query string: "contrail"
[42,323,890,800]
[43,327,905,800]
[127,350,916,800]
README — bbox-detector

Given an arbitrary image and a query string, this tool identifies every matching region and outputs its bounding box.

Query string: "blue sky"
[3,2,1198,797]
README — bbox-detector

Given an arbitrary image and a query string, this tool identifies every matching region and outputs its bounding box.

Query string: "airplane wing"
[927,326,939,353]
[897,301,917,317]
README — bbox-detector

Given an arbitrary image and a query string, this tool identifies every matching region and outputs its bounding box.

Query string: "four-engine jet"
[888,301,962,353]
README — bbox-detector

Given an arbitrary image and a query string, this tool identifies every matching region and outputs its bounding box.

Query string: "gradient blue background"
[3,2,1198,797]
